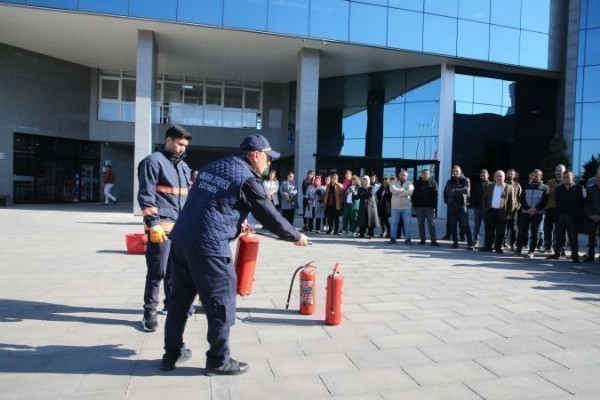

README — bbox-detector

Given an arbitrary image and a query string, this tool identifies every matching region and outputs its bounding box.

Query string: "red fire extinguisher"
[325,263,343,325]
[235,230,260,296]
[285,261,316,315]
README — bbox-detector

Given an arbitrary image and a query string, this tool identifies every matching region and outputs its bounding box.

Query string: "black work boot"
[141,309,158,332]
[162,348,192,371]
[205,358,249,376]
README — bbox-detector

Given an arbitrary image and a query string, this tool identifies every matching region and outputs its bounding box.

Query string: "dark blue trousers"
[164,243,236,367]
[143,237,171,311]
[448,205,473,246]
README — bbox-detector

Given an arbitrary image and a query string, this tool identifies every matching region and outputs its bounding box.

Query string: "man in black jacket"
[470,169,490,247]
[412,169,439,246]
[547,171,586,263]
[515,169,548,258]
[443,165,474,249]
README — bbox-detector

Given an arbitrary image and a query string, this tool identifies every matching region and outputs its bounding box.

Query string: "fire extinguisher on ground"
[325,263,343,325]
[235,230,260,296]
[285,261,317,315]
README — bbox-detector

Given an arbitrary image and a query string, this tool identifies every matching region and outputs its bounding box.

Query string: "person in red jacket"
[103,165,117,205]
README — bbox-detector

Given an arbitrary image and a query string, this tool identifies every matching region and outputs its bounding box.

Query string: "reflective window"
[1,0,26,4]
[388,0,423,12]
[268,0,309,36]
[579,30,586,66]
[489,25,519,65]
[457,20,489,60]
[458,0,490,22]
[577,67,584,103]
[588,0,600,29]
[388,8,423,51]
[456,75,514,116]
[404,102,439,137]
[581,103,600,139]
[423,14,457,56]
[473,77,502,105]
[454,75,474,103]
[244,90,261,128]
[177,0,223,26]
[490,0,521,28]
[575,103,582,139]
[383,103,405,138]
[576,140,600,176]
[583,66,600,102]
[585,28,600,65]
[80,0,128,15]
[223,0,267,31]
[342,108,367,156]
[349,3,387,46]
[358,0,388,5]
[521,0,550,33]
[309,0,349,41]
[382,138,403,158]
[455,101,473,114]
[129,0,177,20]
[27,0,78,9]
[520,30,549,69]
[405,79,440,102]
[424,0,458,17]
[100,79,119,100]
[122,79,136,102]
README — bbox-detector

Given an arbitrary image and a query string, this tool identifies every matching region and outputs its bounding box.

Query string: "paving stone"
[465,374,569,400]
[268,353,357,377]
[419,342,503,362]
[540,346,600,369]
[381,383,482,400]
[538,367,600,395]
[474,353,567,377]
[482,336,563,355]
[403,360,497,386]
[370,332,444,349]
[320,368,418,397]
[430,327,504,343]
[347,347,434,369]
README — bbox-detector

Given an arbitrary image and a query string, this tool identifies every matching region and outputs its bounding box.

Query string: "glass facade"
[573,0,600,177]
[453,72,557,182]
[13,133,100,203]
[98,72,263,129]
[3,0,553,70]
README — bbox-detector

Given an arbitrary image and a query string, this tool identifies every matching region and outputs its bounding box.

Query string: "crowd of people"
[263,163,600,265]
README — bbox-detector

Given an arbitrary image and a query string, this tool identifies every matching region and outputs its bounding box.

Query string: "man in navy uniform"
[162,134,309,376]
[137,125,192,332]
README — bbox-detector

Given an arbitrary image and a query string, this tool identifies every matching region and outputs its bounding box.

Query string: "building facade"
[0,0,593,214]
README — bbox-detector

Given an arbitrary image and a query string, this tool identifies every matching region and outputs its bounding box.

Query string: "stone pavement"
[1,203,600,400]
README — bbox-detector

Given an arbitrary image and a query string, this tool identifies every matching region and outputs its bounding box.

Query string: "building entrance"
[13,133,101,204]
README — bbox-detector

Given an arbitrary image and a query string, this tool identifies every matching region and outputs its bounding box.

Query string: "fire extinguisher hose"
[285,261,316,310]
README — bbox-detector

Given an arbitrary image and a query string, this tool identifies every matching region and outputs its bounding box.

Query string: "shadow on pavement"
[0,299,140,328]
[0,343,201,376]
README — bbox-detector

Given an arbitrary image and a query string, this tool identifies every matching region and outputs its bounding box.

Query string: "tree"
[541,135,570,182]
[581,154,600,186]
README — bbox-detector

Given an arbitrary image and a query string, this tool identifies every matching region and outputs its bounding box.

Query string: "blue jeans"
[391,208,412,240]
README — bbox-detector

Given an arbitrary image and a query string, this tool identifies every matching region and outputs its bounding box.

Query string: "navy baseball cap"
[240,134,281,159]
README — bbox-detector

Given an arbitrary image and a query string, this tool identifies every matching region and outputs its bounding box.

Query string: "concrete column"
[437,64,455,217]
[294,48,319,179]
[365,90,384,158]
[133,30,157,214]
[561,0,580,166]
